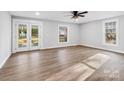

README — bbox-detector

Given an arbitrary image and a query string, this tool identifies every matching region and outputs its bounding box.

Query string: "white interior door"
[13,20,42,52]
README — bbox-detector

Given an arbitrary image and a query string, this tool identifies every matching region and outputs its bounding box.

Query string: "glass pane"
[18,24,27,48]
[105,21,116,44]
[31,25,39,46]
[59,26,67,42]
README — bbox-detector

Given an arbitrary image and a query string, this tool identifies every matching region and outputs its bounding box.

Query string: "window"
[103,19,118,46]
[59,25,68,43]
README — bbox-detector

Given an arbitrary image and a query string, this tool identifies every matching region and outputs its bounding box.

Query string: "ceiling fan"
[71,11,88,21]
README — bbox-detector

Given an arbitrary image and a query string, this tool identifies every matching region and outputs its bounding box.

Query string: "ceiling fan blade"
[71,16,79,19]
[78,15,85,17]
[71,16,75,18]
[72,11,78,15]
[78,11,88,14]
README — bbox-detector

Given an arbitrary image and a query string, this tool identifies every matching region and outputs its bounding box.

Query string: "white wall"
[43,20,79,49]
[79,15,124,53]
[12,17,80,50]
[0,12,11,68]
[12,14,124,55]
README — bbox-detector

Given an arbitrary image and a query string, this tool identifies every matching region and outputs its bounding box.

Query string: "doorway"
[12,19,43,52]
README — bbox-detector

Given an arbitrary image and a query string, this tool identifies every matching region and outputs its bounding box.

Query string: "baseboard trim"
[80,44,124,54]
[12,45,80,53]
[41,45,80,50]
[0,53,11,69]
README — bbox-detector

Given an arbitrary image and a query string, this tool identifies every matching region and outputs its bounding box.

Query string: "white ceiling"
[9,11,124,24]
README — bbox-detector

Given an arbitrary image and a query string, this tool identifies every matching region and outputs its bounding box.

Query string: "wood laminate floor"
[0,46,124,81]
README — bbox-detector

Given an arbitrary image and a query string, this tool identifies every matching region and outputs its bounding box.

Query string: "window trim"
[102,19,119,46]
[58,24,69,44]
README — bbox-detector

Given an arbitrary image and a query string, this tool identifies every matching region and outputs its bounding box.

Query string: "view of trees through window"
[31,25,39,46]
[18,24,39,48]
[18,24,27,47]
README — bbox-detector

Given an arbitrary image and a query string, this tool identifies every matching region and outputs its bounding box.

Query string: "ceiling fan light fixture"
[73,18,78,22]
[75,17,79,21]
[72,16,79,21]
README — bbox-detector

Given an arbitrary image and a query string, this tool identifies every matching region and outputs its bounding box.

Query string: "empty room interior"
[1,11,124,81]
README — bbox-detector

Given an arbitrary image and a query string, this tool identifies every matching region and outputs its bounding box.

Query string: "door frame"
[12,19,43,53]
